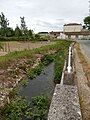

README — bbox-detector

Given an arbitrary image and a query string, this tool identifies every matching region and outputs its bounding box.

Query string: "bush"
[32,96,48,120]
[1,97,31,120]
[0,95,48,120]
[27,70,36,80]
[27,65,43,80]
[41,54,54,65]
[21,80,28,87]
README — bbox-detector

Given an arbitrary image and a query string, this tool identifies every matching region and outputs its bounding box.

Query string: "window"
[68,35,71,39]
[76,35,78,38]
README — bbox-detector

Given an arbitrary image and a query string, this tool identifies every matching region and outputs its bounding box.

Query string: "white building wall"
[64,25,82,32]
[59,33,66,39]
[71,35,76,39]
[78,35,83,39]
[65,35,90,40]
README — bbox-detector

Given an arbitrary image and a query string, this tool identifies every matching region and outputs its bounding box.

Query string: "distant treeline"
[0,12,47,41]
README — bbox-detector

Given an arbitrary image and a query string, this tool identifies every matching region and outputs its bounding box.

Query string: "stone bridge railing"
[48,43,82,120]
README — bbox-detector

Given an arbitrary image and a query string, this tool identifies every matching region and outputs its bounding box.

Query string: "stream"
[19,62,55,102]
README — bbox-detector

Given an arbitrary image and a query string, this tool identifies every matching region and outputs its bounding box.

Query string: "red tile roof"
[64,23,82,26]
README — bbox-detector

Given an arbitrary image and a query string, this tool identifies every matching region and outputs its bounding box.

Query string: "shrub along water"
[54,49,67,84]
[21,80,28,87]
[32,96,48,120]
[41,54,54,66]
[0,95,48,120]
[0,40,72,120]
[27,54,54,80]
[0,40,70,64]
[0,96,31,120]
[27,64,44,80]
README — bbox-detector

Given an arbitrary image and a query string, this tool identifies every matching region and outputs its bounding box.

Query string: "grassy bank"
[0,40,72,120]
[76,43,90,84]
[0,40,71,65]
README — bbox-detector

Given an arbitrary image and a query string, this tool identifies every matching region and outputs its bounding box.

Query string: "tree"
[0,12,9,36]
[84,16,90,30]
[28,29,33,39]
[15,25,22,37]
[6,27,14,37]
[20,16,28,36]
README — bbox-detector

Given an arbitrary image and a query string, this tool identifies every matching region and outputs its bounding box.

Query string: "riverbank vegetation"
[54,49,66,83]
[0,40,72,120]
[0,40,69,65]
[0,95,48,120]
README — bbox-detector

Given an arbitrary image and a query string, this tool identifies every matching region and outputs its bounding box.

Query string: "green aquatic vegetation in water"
[21,80,28,87]
[27,64,44,80]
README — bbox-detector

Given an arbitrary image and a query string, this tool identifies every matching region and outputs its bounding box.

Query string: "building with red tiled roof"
[63,23,90,39]
[49,23,90,40]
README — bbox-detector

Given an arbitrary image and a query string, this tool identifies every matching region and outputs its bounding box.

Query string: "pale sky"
[0,0,89,33]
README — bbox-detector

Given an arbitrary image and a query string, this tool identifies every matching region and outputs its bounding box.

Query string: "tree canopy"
[0,12,9,36]
[15,25,22,37]
[83,16,90,29]
[20,16,28,36]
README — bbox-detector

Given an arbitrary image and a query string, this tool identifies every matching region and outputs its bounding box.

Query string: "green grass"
[0,40,71,66]
[54,49,66,84]
[0,95,48,120]
[0,96,31,120]
[32,95,48,120]
[0,40,72,120]
[27,54,54,80]
[0,40,72,82]
[41,54,54,65]
[21,80,28,87]
[27,64,43,80]
[26,40,71,83]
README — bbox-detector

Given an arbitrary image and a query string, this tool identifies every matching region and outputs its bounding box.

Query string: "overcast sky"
[0,0,89,33]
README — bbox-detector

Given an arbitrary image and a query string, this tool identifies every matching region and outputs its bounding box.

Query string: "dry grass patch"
[75,43,90,120]
[76,43,90,87]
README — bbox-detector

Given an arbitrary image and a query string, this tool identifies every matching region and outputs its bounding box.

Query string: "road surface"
[77,40,90,63]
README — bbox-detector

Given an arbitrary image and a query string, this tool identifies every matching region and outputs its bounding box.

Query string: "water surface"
[19,62,55,101]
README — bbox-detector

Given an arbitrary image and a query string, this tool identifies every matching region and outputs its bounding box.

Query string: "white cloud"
[0,0,89,32]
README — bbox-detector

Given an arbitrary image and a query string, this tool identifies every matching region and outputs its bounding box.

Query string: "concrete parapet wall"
[48,85,82,120]
[48,44,82,120]
[63,71,75,85]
